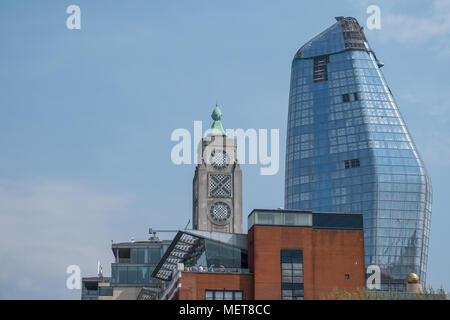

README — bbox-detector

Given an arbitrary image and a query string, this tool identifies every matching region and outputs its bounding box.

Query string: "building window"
[117,248,130,263]
[342,92,359,102]
[345,274,350,280]
[344,158,360,169]
[82,282,98,296]
[98,286,114,296]
[111,265,156,285]
[149,248,162,264]
[205,290,243,300]
[281,249,304,300]
[131,248,149,264]
[313,55,329,82]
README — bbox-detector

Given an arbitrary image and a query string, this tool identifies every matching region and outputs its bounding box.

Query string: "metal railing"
[159,270,182,300]
[82,289,98,296]
[183,266,251,274]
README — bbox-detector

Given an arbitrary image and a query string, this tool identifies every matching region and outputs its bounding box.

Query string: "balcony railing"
[82,289,98,296]
[184,266,251,274]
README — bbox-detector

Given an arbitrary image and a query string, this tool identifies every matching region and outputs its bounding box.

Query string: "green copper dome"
[207,105,227,136]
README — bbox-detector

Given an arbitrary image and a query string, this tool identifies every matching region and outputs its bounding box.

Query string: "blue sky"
[0,0,449,299]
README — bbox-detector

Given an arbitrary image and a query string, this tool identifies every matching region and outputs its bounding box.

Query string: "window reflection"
[286,29,432,289]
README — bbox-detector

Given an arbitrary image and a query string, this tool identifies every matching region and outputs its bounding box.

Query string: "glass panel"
[98,286,113,296]
[282,290,292,297]
[292,263,302,270]
[150,248,161,264]
[281,249,304,298]
[147,266,156,284]
[118,266,127,284]
[130,248,138,264]
[136,266,148,284]
[255,212,279,225]
[144,248,149,264]
[137,248,145,264]
[215,291,224,300]
[204,239,246,269]
[293,290,303,297]
[293,270,303,277]
[293,277,302,283]
[224,291,233,300]
[282,269,292,276]
[130,248,149,264]
[127,266,137,284]
[111,266,118,285]
[250,211,312,228]
[284,212,312,226]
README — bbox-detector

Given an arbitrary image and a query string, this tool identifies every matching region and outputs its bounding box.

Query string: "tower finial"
[211,104,222,121]
[208,104,226,136]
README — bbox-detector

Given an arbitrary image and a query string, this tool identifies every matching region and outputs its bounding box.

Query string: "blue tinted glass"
[285,18,432,290]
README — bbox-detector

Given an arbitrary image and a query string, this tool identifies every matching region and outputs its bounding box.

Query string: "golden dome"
[407,273,419,284]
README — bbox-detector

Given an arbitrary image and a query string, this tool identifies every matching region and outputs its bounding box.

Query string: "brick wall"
[177,272,254,300]
[249,225,365,299]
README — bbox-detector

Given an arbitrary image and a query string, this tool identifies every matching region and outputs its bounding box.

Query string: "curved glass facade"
[285,17,432,290]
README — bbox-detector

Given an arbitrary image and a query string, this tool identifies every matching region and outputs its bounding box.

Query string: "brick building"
[152,209,365,300]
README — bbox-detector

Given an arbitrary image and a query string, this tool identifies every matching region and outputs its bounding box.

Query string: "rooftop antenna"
[149,228,157,240]
[97,260,103,278]
[148,227,181,241]
[130,236,135,243]
[184,219,191,230]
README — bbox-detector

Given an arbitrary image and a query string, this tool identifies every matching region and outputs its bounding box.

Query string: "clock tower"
[192,105,242,233]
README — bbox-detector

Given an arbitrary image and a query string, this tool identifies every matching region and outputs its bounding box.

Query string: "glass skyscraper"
[285,17,432,290]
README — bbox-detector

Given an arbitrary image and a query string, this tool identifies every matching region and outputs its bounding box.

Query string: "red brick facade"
[172,225,365,300]
[176,272,253,300]
[250,225,365,299]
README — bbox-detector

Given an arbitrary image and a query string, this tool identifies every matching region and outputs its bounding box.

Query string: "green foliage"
[323,286,449,300]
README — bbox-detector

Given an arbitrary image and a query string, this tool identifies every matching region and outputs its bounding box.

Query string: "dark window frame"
[344,158,360,169]
[205,290,243,300]
[281,249,304,300]
[313,55,329,82]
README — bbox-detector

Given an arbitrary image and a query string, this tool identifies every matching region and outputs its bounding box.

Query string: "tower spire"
[207,104,227,136]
